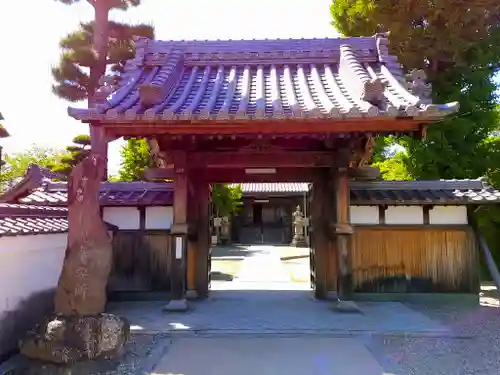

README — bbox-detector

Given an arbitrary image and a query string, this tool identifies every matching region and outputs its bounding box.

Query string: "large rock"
[20,313,130,364]
[54,155,113,316]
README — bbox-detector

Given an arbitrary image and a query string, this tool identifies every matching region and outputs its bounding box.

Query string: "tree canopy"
[117,138,154,181]
[330,0,500,276]
[330,0,500,180]
[212,184,243,217]
[51,134,91,176]
[52,21,154,102]
[0,146,66,191]
[54,0,151,101]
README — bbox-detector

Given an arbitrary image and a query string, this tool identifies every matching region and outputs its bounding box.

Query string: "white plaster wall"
[385,206,424,225]
[145,206,173,230]
[350,206,379,225]
[103,207,140,230]
[429,206,468,225]
[0,233,67,316]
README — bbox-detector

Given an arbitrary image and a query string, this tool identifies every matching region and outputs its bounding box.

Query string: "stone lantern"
[291,205,307,247]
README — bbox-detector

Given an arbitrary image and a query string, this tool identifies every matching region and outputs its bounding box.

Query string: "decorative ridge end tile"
[373,31,391,64]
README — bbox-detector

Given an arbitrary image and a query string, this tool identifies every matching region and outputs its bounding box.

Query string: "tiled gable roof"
[0,165,173,207]
[0,203,68,236]
[68,35,458,122]
[235,181,500,205]
[0,203,117,237]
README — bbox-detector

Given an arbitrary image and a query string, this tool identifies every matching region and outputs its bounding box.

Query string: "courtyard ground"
[4,245,500,375]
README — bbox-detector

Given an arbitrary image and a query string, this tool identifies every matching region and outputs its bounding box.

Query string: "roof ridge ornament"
[406,69,432,104]
[93,75,120,105]
[361,77,389,107]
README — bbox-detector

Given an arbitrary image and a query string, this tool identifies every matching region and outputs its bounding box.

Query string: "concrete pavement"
[152,337,386,375]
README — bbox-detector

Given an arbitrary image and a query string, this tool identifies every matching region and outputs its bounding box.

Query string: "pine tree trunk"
[88,3,110,106]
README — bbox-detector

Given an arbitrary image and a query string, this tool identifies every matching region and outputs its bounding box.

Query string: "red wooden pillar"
[186,177,199,299]
[331,166,355,301]
[195,180,211,298]
[90,124,108,181]
[164,154,189,311]
[311,169,329,299]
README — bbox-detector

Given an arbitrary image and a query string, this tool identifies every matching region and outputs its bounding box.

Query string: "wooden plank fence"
[107,231,172,293]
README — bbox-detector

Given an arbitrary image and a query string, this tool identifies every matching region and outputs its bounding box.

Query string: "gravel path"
[6,334,171,375]
[365,300,500,375]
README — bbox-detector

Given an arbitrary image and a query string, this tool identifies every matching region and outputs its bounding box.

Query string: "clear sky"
[0,0,339,175]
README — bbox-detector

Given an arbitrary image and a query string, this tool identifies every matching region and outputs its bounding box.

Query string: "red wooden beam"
[103,118,427,137]
[144,167,316,183]
[183,151,336,168]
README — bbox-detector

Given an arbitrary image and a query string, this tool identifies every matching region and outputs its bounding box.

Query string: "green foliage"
[52,21,154,102]
[373,151,411,181]
[331,0,500,180]
[117,138,154,181]
[212,184,243,217]
[51,134,91,176]
[0,146,66,191]
[331,0,500,278]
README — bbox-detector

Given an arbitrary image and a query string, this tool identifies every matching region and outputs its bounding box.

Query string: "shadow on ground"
[211,271,235,281]
[211,245,261,259]
[108,290,450,335]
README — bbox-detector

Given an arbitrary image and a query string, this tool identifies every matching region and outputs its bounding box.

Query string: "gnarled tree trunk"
[54,155,112,316]
[20,156,129,364]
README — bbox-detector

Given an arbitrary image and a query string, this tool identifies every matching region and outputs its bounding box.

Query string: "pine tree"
[55,0,149,102]
[51,134,92,177]
[52,21,154,102]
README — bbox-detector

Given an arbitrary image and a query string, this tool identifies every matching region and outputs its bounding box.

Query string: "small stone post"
[291,205,307,247]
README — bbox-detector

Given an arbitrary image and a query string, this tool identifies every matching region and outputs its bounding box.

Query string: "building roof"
[68,35,458,123]
[5,166,499,207]
[236,182,309,194]
[0,203,68,236]
[0,164,173,207]
[235,180,500,205]
[0,203,118,237]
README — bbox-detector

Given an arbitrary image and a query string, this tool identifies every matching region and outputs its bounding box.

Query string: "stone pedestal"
[163,299,188,312]
[20,313,130,364]
[292,233,307,247]
[332,300,362,314]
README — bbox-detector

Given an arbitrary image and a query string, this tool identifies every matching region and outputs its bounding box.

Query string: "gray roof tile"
[235,181,500,205]
[68,36,458,122]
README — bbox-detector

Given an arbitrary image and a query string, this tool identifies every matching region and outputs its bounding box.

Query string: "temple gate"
[68,35,458,309]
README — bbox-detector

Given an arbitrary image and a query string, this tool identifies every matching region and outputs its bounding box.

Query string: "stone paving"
[152,337,386,375]
[108,245,449,337]
[5,245,498,374]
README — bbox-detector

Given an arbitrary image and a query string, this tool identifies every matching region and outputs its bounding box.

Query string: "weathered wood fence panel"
[107,231,172,292]
[351,226,479,293]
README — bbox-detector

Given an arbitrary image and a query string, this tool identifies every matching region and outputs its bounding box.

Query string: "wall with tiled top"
[103,207,141,230]
[349,205,469,225]
[145,206,173,230]
[0,233,67,358]
[429,206,468,225]
[102,206,174,230]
